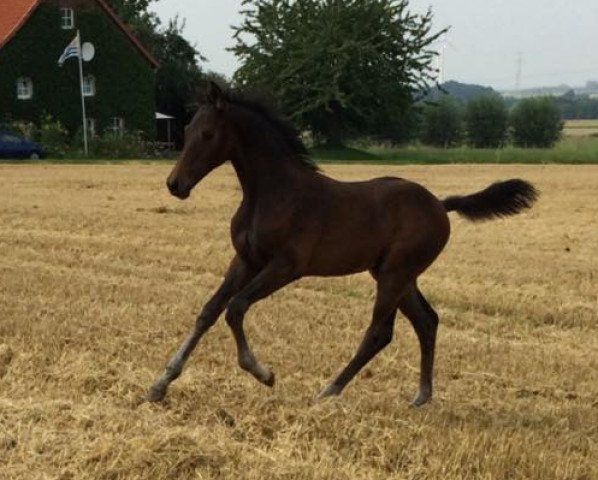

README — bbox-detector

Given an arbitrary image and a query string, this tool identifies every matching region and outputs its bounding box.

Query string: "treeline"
[434,82,598,121]
[421,95,563,149]
[555,91,598,119]
[227,1,577,149]
[103,1,592,150]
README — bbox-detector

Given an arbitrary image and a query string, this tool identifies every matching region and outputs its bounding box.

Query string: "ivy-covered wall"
[0,1,156,138]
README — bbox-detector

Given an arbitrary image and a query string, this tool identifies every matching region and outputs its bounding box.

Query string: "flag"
[57,34,80,66]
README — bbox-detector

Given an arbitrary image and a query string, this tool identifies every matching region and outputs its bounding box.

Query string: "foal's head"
[167,82,316,199]
[167,82,236,199]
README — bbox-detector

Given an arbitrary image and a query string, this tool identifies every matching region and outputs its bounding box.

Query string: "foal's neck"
[229,110,310,201]
[231,149,304,201]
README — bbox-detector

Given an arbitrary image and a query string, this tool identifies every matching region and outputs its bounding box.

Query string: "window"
[82,76,95,97]
[86,118,96,138]
[16,77,33,100]
[110,117,124,136]
[61,8,74,29]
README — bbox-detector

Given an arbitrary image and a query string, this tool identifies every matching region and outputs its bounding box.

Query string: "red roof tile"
[0,0,40,49]
[0,0,158,68]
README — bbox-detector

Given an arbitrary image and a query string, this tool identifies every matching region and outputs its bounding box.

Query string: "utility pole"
[438,43,445,84]
[515,51,523,93]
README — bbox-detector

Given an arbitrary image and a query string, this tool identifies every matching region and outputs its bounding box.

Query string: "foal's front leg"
[225,258,296,386]
[146,256,254,402]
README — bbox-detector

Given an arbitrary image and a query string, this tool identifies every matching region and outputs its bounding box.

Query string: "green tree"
[510,97,563,148]
[232,0,445,146]
[465,95,508,148]
[421,95,463,147]
[555,90,598,120]
[106,1,206,146]
[105,0,157,26]
[153,18,205,146]
[204,71,231,89]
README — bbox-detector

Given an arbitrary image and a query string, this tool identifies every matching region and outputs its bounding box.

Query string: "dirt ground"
[0,163,596,479]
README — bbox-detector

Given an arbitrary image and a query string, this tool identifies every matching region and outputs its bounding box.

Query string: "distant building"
[501,80,598,100]
[0,0,158,138]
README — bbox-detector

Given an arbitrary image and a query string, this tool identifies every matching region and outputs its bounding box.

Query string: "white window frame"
[82,75,96,97]
[86,118,96,138]
[61,8,75,30]
[111,117,125,136]
[16,77,33,100]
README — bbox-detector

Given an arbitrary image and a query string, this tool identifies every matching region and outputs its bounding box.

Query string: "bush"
[511,97,563,148]
[5,115,161,159]
[465,95,509,148]
[421,95,463,148]
[74,130,161,159]
[9,115,69,156]
[38,114,69,157]
[10,120,37,141]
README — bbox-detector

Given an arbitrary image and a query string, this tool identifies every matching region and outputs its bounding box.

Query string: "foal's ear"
[207,81,226,112]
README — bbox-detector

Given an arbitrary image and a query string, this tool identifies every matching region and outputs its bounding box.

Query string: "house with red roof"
[0,0,158,139]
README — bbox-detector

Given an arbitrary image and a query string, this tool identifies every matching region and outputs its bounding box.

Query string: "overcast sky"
[150,0,598,91]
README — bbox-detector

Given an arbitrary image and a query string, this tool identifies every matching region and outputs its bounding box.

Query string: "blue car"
[0,130,46,159]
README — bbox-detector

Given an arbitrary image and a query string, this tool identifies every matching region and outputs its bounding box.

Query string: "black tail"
[443,179,538,221]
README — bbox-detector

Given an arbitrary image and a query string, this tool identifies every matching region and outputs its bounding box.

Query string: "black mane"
[206,88,319,171]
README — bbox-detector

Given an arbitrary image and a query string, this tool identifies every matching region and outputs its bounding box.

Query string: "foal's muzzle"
[166,178,190,199]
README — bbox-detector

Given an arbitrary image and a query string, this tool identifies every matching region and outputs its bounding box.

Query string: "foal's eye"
[201,131,214,141]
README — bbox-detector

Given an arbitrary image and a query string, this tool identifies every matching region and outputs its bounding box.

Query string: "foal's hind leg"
[398,284,439,407]
[225,258,296,387]
[316,274,407,400]
[146,256,254,402]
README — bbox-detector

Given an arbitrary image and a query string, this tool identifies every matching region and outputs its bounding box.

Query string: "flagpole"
[76,30,88,156]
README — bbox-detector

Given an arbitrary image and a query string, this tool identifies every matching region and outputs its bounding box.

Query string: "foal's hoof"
[410,391,431,407]
[262,370,275,388]
[315,383,342,402]
[145,385,167,403]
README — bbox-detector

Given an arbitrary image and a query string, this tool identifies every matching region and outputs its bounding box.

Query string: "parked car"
[0,130,45,159]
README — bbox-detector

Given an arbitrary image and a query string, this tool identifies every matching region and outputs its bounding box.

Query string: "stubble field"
[0,163,596,479]
[564,119,598,137]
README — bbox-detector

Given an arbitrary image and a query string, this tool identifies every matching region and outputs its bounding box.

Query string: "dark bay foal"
[147,83,537,406]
